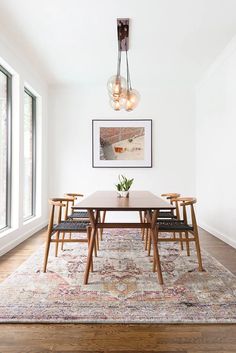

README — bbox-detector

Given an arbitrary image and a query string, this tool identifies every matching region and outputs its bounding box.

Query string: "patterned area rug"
[0,229,236,323]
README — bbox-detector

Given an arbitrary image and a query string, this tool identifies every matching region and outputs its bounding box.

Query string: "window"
[0,66,12,231]
[23,88,36,220]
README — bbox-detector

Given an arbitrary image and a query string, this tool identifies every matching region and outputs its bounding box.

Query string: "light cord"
[125,48,132,91]
[116,48,121,78]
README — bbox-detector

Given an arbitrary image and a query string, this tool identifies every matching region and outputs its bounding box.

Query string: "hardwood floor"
[0,227,236,352]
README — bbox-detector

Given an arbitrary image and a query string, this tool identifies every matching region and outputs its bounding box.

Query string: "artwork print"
[92,120,152,168]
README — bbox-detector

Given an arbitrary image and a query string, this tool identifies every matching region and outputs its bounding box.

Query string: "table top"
[73,191,174,211]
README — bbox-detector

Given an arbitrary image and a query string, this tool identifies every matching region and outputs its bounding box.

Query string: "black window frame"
[23,87,36,221]
[0,65,12,232]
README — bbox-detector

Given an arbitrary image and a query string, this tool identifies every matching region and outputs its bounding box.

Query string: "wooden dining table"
[73,191,175,285]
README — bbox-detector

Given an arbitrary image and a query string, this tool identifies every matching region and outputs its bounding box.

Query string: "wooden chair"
[159,193,180,219]
[43,198,92,273]
[63,193,100,255]
[160,192,185,250]
[70,194,106,244]
[64,193,89,221]
[143,193,181,254]
[155,197,204,272]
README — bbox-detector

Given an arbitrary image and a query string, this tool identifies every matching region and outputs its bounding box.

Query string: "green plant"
[115,175,134,192]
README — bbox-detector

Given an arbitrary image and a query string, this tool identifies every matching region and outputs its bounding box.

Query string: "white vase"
[117,190,129,198]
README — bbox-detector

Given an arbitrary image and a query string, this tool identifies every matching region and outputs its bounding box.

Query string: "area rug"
[0,229,236,323]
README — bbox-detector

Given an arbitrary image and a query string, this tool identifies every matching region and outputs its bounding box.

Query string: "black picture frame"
[92,119,152,168]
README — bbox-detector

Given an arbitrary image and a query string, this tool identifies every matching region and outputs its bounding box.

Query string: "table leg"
[98,211,101,243]
[139,211,144,241]
[84,209,98,285]
[147,210,163,285]
[95,211,100,252]
[100,211,106,240]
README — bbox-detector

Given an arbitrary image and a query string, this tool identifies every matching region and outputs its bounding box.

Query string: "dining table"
[72,191,175,285]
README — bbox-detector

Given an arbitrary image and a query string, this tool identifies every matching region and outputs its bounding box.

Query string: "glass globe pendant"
[107,75,127,98]
[107,46,126,108]
[109,89,127,111]
[125,89,140,111]
[108,86,127,103]
[124,48,140,111]
[107,18,140,111]
[109,99,121,111]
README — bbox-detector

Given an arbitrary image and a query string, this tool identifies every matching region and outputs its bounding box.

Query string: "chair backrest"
[161,193,180,202]
[48,197,74,229]
[161,193,181,218]
[65,193,84,204]
[64,193,84,217]
[171,197,197,229]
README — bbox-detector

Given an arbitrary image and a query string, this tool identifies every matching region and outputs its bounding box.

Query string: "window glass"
[0,69,10,230]
[23,89,36,220]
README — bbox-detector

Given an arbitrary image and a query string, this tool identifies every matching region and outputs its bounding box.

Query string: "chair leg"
[142,223,145,241]
[179,232,184,250]
[143,228,146,247]
[143,228,145,245]
[194,230,204,271]
[147,229,152,256]
[55,231,59,257]
[145,228,149,250]
[61,232,65,250]
[96,229,99,251]
[94,233,98,257]
[43,229,52,273]
[185,231,190,256]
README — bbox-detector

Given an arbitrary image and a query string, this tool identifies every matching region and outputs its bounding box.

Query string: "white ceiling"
[1,0,236,85]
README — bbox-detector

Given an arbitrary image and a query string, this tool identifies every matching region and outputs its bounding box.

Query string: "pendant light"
[107,18,140,111]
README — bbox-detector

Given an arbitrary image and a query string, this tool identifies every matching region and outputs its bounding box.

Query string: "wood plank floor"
[0,227,236,353]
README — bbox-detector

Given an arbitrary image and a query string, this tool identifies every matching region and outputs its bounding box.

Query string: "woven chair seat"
[53,221,90,232]
[67,211,89,219]
[158,211,177,219]
[157,220,194,232]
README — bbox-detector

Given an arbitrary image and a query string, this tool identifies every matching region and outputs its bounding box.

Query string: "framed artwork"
[92,119,152,168]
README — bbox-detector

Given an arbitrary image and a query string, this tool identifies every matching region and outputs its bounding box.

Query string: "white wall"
[48,82,196,220]
[0,34,48,255]
[196,37,236,248]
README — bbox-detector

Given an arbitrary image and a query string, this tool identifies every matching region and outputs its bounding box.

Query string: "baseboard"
[199,221,236,249]
[0,221,48,257]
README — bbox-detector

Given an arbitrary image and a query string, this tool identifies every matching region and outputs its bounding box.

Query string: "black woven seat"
[158,211,177,219]
[157,220,194,232]
[67,211,89,219]
[53,220,90,232]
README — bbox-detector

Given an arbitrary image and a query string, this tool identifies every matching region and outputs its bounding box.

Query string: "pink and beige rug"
[0,230,236,323]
